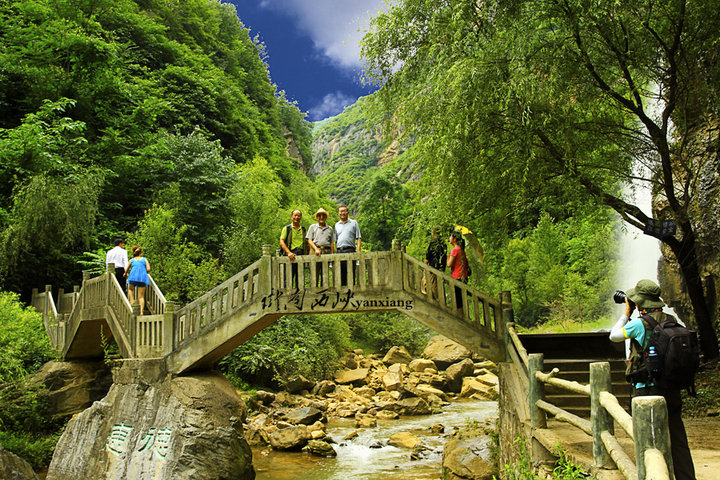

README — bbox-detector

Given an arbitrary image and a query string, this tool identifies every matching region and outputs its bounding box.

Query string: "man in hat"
[106,238,128,293]
[609,279,696,480]
[306,208,335,285]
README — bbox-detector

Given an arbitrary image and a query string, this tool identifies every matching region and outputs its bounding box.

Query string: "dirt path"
[685,417,720,480]
[541,416,720,479]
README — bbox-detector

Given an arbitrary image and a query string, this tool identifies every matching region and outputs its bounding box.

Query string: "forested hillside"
[311,95,620,328]
[0,0,320,301]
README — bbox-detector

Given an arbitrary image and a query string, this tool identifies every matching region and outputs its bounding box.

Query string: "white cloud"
[259,0,388,69]
[309,91,357,120]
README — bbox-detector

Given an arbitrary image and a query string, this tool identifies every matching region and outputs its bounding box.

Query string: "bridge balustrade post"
[528,353,546,428]
[590,362,613,468]
[107,261,115,274]
[632,396,672,480]
[44,285,52,317]
[391,238,401,251]
[163,302,175,355]
[260,244,273,297]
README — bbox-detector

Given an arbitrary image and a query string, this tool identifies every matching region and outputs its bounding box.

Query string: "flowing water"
[252,399,498,480]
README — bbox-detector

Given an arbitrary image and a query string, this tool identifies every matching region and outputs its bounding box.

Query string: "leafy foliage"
[0,292,56,382]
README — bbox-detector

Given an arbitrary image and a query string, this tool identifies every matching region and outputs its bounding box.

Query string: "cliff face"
[310,98,407,208]
[657,144,720,333]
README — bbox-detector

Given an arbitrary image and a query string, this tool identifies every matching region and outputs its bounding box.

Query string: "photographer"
[609,279,696,480]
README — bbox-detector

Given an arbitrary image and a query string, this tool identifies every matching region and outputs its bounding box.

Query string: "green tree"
[358,172,409,250]
[362,0,720,357]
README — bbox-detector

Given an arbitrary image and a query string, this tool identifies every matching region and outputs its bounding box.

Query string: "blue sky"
[229,0,386,121]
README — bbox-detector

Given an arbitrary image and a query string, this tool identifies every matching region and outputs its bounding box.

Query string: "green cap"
[627,279,665,309]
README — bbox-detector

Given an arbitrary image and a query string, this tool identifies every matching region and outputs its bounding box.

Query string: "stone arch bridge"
[32,244,511,374]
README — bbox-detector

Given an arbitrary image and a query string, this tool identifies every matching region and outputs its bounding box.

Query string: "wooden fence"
[506,323,672,480]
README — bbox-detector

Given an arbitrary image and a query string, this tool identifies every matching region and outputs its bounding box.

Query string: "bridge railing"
[31,285,63,349]
[506,324,672,480]
[174,257,267,349]
[272,251,396,293]
[146,274,166,315]
[400,253,504,339]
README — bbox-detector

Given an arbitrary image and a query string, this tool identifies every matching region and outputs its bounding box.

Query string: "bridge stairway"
[519,332,631,417]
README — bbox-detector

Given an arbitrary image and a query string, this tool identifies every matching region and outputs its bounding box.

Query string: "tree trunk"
[665,231,719,360]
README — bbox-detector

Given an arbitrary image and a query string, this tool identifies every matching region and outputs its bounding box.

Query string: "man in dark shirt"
[424,226,447,299]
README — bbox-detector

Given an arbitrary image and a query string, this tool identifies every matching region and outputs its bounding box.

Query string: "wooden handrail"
[524,353,670,480]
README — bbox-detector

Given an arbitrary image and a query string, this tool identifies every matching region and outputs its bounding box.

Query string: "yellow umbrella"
[454,224,484,264]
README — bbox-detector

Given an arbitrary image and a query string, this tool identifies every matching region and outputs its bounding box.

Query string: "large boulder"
[46,359,254,480]
[285,406,323,425]
[268,425,310,450]
[334,368,369,385]
[446,358,476,392]
[388,432,422,449]
[0,444,39,480]
[32,360,113,419]
[392,397,432,416]
[409,358,437,372]
[443,433,495,480]
[422,336,472,369]
[382,346,413,365]
[304,440,337,457]
[284,375,315,394]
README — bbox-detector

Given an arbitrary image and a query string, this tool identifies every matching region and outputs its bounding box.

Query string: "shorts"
[129,281,147,287]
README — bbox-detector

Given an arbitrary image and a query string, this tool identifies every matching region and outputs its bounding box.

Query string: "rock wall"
[46,359,254,480]
[657,150,720,332]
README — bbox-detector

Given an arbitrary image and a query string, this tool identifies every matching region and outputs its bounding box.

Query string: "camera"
[613,290,635,309]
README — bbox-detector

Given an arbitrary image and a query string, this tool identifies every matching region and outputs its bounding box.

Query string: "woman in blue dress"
[124,245,151,315]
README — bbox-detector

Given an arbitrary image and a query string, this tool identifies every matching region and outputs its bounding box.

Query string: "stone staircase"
[519,331,630,417]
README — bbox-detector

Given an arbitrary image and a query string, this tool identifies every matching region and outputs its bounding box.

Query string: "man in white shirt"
[335,205,361,286]
[106,239,129,292]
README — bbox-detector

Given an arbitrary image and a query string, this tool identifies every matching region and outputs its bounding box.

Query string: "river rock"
[460,378,495,399]
[393,397,432,415]
[446,358,476,392]
[256,390,276,404]
[268,425,310,450]
[423,336,471,369]
[413,384,448,400]
[376,410,400,420]
[0,444,39,480]
[476,372,499,387]
[285,406,324,425]
[46,359,254,480]
[304,439,337,457]
[334,368,369,385]
[388,431,422,448]
[32,360,112,419]
[409,358,437,372]
[285,375,315,394]
[443,433,495,480]
[382,346,413,365]
[382,368,403,392]
[312,380,336,396]
[355,414,377,428]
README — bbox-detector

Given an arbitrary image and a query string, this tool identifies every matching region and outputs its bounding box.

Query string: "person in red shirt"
[447,231,469,309]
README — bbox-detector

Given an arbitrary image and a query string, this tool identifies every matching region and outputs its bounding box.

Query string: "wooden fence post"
[590,362,613,468]
[528,353,546,428]
[632,395,672,480]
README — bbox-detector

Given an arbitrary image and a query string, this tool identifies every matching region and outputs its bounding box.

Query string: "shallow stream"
[252,399,498,480]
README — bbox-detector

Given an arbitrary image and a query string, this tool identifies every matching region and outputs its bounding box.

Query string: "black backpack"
[642,313,700,395]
